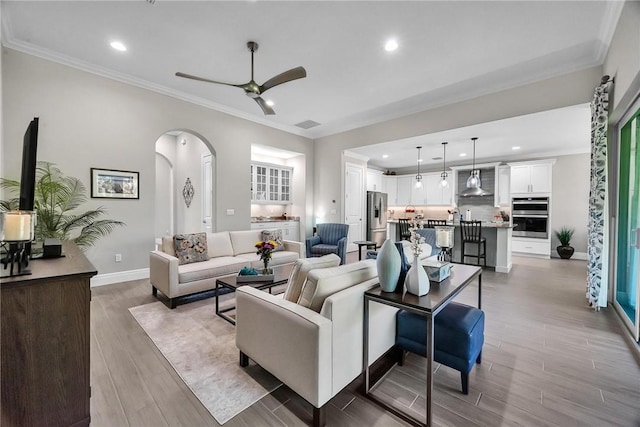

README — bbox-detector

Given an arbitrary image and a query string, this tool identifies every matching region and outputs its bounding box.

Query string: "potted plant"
[554,226,575,259]
[1,162,125,249]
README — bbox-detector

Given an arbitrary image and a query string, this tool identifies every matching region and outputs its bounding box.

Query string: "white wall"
[2,48,313,275]
[174,132,210,234]
[550,153,590,254]
[604,1,640,118]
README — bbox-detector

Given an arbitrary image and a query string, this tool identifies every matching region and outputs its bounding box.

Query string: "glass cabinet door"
[616,109,640,341]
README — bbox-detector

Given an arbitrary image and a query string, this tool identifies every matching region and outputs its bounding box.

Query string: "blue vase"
[395,243,410,293]
[376,239,401,292]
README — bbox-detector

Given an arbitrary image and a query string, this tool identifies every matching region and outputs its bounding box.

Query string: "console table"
[1,241,97,426]
[363,263,482,427]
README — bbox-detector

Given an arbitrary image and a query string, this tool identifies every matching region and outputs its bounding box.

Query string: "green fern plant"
[0,162,125,249]
[554,226,574,246]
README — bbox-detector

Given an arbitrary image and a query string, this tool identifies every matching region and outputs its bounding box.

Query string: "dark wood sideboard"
[1,241,97,426]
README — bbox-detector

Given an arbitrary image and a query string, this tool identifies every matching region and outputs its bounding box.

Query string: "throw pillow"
[298,260,377,312]
[261,229,284,252]
[173,233,209,265]
[282,254,341,302]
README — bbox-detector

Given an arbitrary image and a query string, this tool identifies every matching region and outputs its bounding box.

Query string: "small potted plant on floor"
[554,226,575,259]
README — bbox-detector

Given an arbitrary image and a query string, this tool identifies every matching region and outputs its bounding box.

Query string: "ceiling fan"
[176,41,306,115]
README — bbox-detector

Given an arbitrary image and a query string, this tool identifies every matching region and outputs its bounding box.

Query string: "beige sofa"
[149,230,304,308]
[235,259,399,427]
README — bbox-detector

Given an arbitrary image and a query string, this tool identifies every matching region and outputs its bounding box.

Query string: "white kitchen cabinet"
[424,172,453,206]
[367,170,383,192]
[251,162,293,204]
[250,221,300,242]
[396,176,413,206]
[509,161,553,194]
[512,236,550,258]
[381,175,397,205]
[497,165,511,206]
[411,178,427,205]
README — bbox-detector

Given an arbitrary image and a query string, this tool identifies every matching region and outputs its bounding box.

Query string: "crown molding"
[2,37,313,140]
[595,1,625,63]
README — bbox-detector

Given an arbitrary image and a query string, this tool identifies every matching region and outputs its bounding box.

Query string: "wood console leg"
[169,298,176,309]
[239,351,249,367]
[313,405,326,427]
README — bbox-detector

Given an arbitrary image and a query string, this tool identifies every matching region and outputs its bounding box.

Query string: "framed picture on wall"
[91,168,139,199]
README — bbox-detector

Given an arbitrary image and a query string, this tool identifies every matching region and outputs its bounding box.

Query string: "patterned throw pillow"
[173,233,209,265]
[261,229,284,252]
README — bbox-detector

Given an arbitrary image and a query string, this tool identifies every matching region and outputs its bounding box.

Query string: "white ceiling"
[2,1,620,164]
[348,103,592,171]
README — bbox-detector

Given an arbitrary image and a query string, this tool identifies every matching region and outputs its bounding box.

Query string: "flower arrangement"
[255,240,278,273]
[408,220,425,258]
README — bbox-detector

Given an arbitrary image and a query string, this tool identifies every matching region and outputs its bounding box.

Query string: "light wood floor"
[90,254,640,426]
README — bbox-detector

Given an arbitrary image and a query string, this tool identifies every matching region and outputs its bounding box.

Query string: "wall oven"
[512,197,549,239]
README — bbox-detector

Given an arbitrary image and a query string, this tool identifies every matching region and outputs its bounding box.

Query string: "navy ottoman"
[396,302,485,394]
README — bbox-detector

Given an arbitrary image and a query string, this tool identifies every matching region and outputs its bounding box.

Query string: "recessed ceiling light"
[110,41,127,52]
[382,154,389,159]
[418,158,423,162]
[459,153,467,157]
[384,39,398,52]
[512,146,521,150]
[266,99,274,107]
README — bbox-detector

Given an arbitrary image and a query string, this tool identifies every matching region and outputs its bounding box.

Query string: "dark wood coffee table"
[215,263,293,325]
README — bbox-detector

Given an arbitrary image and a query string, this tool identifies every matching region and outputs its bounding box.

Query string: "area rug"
[129,300,282,424]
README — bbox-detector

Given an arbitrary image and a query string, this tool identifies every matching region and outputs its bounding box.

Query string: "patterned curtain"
[587,82,610,309]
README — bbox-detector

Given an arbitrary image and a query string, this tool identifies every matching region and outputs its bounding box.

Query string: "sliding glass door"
[615,108,640,341]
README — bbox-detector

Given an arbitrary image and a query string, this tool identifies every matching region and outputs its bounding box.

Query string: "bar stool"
[460,220,486,267]
[398,219,411,240]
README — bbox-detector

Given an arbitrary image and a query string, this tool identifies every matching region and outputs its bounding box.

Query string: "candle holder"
[1,211,36,277]
[435,225,455,263]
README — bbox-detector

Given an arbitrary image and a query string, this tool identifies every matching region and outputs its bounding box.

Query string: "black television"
[19,117,39,211]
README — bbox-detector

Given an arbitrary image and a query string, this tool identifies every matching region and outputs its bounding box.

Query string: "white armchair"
[235,260,398,427]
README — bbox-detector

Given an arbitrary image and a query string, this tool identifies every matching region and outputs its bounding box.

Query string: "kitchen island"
[387,219,514,273]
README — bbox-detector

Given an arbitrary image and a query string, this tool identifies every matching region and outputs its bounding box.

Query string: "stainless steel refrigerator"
[367,191,388,248]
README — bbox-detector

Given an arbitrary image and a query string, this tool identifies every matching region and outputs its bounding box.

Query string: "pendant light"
[439,141,449,188]
[459,137,492,197]
[466,137,481,188]
[415,146,423,188]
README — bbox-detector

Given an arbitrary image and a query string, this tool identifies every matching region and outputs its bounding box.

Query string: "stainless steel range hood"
[459,169,493,197]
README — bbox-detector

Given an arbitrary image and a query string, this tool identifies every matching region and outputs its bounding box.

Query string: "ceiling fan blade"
[175,72,243,88]
[254,97,275,115]
[260,66,307,93]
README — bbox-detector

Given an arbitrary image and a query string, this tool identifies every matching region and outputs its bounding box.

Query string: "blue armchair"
[306,223,349,265]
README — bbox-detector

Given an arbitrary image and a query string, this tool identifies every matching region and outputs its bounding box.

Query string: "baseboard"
[90,268,150,287]
[495,264,512,273]
[512,252,550,259]
[550,251,588,260]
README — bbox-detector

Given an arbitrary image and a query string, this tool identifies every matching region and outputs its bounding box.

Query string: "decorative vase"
[262,258,271,274]
[377,239,401,292]
[395,242,410,293]
[556,245,574,259]
[405,258,429,296]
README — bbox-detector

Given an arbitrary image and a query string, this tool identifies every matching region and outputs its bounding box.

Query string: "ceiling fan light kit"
[176,41,306,115]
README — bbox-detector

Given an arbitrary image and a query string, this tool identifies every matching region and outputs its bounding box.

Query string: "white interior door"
[345,162,364,252]
[201,154,213,233]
